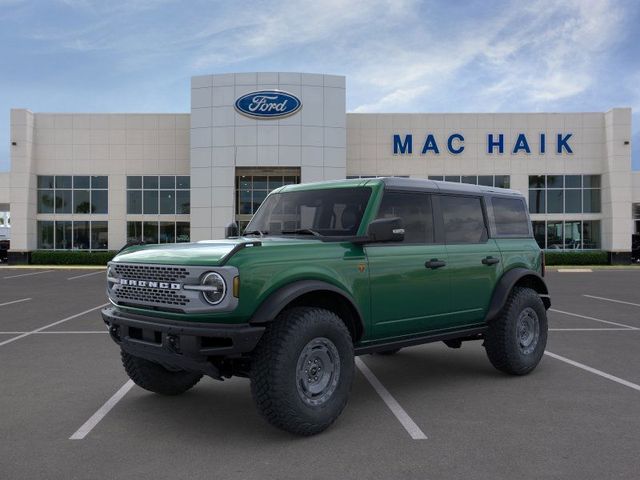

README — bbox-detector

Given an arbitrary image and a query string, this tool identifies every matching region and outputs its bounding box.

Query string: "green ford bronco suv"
[103,177,550,435]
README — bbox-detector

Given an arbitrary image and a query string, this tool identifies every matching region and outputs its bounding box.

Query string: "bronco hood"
[112,237,322,266]
[113,239,254,266]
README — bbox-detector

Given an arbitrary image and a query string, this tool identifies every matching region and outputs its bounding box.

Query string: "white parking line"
[557,268,592,273]
[550,308,638,330]
[355,357,427,440]
[549,328,638,331]
[3,270,54,279]
[583,294,640,308]
[68,270,105,281]
[0,303,109,347]
[70,380,135,440]
[545,351,640,392]
[0,330,108,334]
[0,297,31,307]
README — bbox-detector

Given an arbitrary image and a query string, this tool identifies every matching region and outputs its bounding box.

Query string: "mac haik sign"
[393,133,573,155]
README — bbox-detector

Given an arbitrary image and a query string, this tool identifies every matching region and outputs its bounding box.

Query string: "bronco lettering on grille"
[119,279,181,290]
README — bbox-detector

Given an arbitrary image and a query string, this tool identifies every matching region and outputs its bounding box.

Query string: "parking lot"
[1,267,639,479]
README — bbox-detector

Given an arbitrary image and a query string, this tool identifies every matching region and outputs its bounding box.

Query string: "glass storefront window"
[143,221,159,243]
[159,222,176,243]
[528,175,600,214]
[143,191,158,214]
[38,175,108,215]
[91,221,108,250]
[55,190,72,214]
[91,190,108,214]
[547,190,563,214]
[127,221,142,243]
[529,190,545,214]
[564,221,582,249]
[461,175,477,185]
[176,222,190,242]
[532,221,546,249]
[546,221,564,249]
[74,190,91,213]
[55,221,72,249]
[582,221,601,249]
[565,190,581,213]
[37,221,54,249]
[38,190,54,213]
[127,191,142,214]
[159,191,175,214]
[127,175,190,215]
[176,190,190,214]
[583,189,601,213]
[36,220,109,250]
[129,221,189,245]
[531,220,601,251]
[74,221,90,249]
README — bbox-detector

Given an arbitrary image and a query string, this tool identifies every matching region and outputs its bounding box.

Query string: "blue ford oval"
[235,90,302,119]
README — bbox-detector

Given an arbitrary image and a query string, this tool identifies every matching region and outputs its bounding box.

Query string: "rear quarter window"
[491,197,531,237]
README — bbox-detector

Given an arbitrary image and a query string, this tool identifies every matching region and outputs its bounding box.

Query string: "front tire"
[250,307,354,436]
[484,287,547,375]
[121,350,202,395]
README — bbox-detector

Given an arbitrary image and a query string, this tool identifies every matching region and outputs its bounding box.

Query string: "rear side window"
[440,196,487,244]
[492,197,530,237]
[376,191,434,243]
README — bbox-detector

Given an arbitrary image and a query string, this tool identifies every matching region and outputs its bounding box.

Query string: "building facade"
[1,72,638,263]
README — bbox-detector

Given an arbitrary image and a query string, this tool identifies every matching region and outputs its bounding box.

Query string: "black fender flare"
[249,280,365,340]
[485,268,551,323]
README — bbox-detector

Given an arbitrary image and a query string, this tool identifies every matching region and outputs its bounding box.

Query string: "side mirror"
[366,217,405,243]
[225,222,239,239]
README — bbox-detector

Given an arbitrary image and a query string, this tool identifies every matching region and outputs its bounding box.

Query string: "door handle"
[425,259,446,269]
[482,256,500,266]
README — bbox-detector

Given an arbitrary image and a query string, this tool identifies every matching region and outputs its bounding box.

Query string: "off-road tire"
[250,307,354,436]
[484,287,547,375]
[376,348,402,355]
[121,350,202,395]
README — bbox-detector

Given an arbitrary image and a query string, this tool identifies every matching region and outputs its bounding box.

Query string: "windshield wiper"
[243,229,267,237]
[281,228,322,237]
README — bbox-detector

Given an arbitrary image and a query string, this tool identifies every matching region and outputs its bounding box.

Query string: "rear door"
[438,194,502,326]
[366,190,451,340]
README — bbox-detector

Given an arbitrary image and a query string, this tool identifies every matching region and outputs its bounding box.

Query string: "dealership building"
[1,72,639,263]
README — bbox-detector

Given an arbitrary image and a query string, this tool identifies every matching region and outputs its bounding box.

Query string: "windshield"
[244,187,372,237]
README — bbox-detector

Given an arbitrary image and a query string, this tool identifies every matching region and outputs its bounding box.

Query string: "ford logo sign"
[235,90,302,119]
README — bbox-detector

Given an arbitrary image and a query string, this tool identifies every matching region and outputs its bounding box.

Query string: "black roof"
[378,177,523,198]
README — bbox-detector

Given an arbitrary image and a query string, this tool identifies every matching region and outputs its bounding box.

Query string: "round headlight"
[201,272,226,305]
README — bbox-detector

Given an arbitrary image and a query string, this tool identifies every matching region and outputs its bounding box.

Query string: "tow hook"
[166,334,181,353]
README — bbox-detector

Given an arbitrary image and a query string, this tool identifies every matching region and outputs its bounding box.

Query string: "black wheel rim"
[295,337,341,407]
[517,307,540,355]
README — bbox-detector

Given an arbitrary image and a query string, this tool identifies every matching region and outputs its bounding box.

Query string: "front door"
[366,191,451,340]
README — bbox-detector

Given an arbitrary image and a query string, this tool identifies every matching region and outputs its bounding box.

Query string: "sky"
[0,0,639,171]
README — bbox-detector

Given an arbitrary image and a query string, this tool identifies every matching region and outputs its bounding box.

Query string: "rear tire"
[484,287,547,375]
[250,307,354,436]
[121,350,202,395]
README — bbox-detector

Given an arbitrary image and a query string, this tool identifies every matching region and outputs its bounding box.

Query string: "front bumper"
[102,306,265,378]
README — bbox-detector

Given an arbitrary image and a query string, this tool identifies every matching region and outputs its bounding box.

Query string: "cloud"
[351,0,626,112]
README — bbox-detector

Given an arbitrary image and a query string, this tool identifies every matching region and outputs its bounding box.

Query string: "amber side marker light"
[233,276,240,297]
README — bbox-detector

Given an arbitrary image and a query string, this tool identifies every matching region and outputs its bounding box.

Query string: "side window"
[492,197,530,237]
[440,195,487,244]
[376,191,434,243]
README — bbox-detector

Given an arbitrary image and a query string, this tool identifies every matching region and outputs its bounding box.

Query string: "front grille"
[116,285,190,307]
[113,264,189,283]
